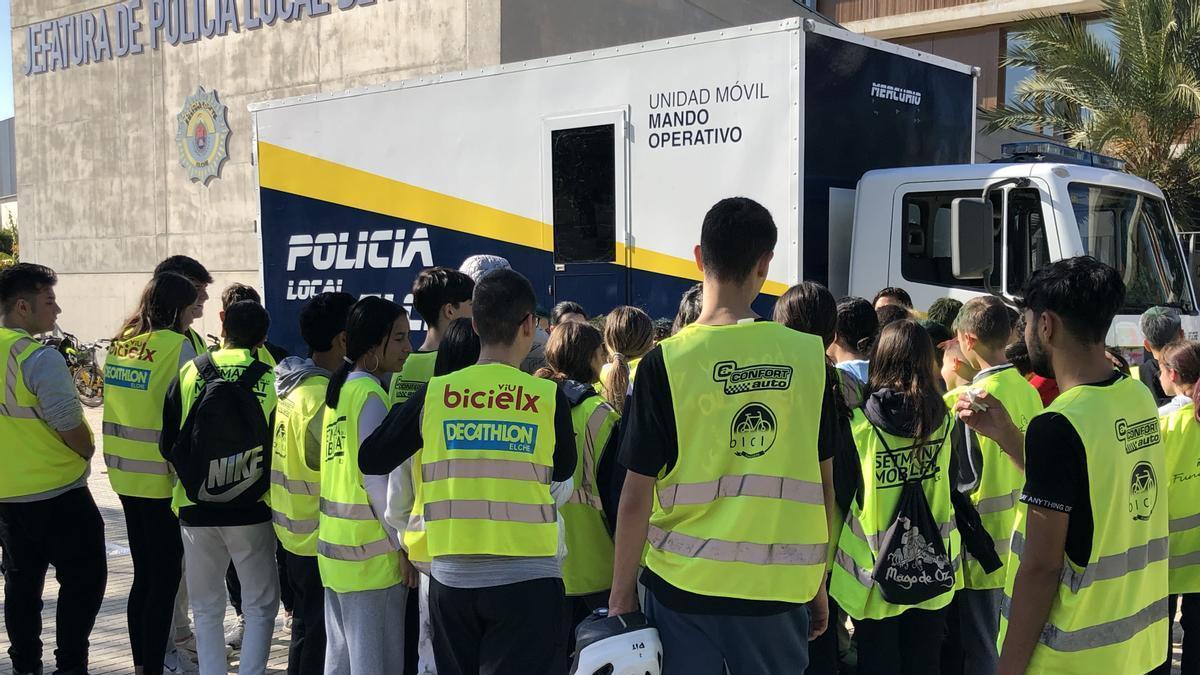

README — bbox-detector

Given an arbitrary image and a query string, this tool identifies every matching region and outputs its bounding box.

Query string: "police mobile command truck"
[249,18,1198,355]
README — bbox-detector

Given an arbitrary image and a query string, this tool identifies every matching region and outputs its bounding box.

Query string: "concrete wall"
[0,118,14,199]
[11,0,501,341]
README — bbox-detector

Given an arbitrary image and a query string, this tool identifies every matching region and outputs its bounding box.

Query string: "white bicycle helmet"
[570,610,663,675]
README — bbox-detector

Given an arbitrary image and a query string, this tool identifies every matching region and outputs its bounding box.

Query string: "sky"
[0,0,13,120]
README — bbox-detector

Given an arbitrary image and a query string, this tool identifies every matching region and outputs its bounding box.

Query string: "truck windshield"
[1068,183,1194,313]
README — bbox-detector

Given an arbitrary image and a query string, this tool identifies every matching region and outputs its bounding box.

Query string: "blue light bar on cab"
[1000,141,1127,171]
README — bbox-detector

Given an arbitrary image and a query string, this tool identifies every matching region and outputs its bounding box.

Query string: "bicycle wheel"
[75,364,104,407]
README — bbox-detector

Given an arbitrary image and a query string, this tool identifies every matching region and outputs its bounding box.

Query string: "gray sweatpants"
[324,584,408,675]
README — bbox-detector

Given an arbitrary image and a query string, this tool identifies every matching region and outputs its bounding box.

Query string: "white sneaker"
[225,616,245,651]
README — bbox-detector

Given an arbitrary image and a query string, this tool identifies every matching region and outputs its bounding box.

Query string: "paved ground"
[0,406,291,675]
[0,407,1187,674]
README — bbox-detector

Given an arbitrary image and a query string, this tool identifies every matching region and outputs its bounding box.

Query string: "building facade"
[819,0,1112,159]
[11,0,829,341]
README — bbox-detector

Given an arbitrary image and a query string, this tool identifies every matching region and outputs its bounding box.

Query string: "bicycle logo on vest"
[730,403,777,458]
[1129,461,1159,521]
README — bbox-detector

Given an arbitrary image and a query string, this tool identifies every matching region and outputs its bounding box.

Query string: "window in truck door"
[901,188,1047,294]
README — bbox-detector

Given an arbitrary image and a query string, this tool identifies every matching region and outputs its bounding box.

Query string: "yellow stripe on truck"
[258,142,550,251]
[258,142,788,297]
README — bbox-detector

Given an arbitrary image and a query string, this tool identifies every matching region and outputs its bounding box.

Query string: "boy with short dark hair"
[609,197,838,673]
[358,269,577,675]
[390,267,474,405]
[155,255,214,355]
[0,263,106,675]
[959,257,1168,675]
[271,291,356,675]
[219,282,288,366]
[161,300,280,675]
[873,286,913,310]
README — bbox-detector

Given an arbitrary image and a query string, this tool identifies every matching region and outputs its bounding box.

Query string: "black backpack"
[871,425,956,605]
[170,354,272,509]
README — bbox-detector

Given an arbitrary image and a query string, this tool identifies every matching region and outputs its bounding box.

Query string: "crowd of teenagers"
[0,196,1197,675]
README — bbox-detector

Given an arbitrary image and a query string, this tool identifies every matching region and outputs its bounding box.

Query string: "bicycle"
[42,332,109,407]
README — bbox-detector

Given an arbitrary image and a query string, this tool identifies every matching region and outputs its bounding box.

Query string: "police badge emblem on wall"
[175,87,230,184]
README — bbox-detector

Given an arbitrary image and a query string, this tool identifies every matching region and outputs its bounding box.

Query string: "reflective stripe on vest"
[975,489,1019,515]
[1171,512,1200,534]
[567,404,612,509]
[102,421,161,444]
[568,489,604,509]
[1011,531,1169,593]
[270,469,319,496]
[648,524,825,566]
[657,474,824,509]
[320,498,377,521]
[103,453,172,476]
[0,336,39,419]
[1001,593,1168,653]
[272,510,319,535]
[317,537,395,562]
[423,499,556,524]
[421,458,552,484]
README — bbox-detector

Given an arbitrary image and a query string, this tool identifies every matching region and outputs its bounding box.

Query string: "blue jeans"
[644,586,811,675]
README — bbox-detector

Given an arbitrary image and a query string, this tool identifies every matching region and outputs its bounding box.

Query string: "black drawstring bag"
[871,426,956,605]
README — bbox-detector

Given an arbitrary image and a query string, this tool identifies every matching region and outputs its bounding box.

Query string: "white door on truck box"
[542,109,630,313]
[888,179,1062,312]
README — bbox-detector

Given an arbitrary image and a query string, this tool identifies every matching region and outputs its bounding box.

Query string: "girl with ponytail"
[1158,339,1200,651]
[536,322,623,648]
[599,306,654,414]
[319,296,415,673]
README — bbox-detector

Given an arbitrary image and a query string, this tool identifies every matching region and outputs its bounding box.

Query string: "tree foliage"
[981,0,1200,228]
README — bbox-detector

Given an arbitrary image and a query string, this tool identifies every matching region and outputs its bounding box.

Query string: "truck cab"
[849,143,1199,349]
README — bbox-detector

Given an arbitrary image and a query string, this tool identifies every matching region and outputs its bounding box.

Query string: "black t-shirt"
[1138,354,1170,405]
[358,382,578,482]
[618,344,839,616]
[1019,373,1126,566]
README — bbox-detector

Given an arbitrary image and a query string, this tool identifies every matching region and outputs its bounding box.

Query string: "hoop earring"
[367,353,381,373]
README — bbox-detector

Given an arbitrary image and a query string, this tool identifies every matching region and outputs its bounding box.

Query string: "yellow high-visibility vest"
[646,321,828,603]
[562,393,619,596]
[420,363,560,558]
[0,328,88,500]
[270,372,328,557]
[102,329,188,498]
[318,376,402,593]
[963,367,1042,590]
[831,411,961,620]
[998,375,1168,674]
[1161,401,1200,593]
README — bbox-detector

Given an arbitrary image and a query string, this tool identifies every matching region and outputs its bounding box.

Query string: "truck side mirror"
[951,197,995,280]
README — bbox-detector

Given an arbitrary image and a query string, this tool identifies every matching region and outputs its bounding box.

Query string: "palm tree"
[981,0,1200,227]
